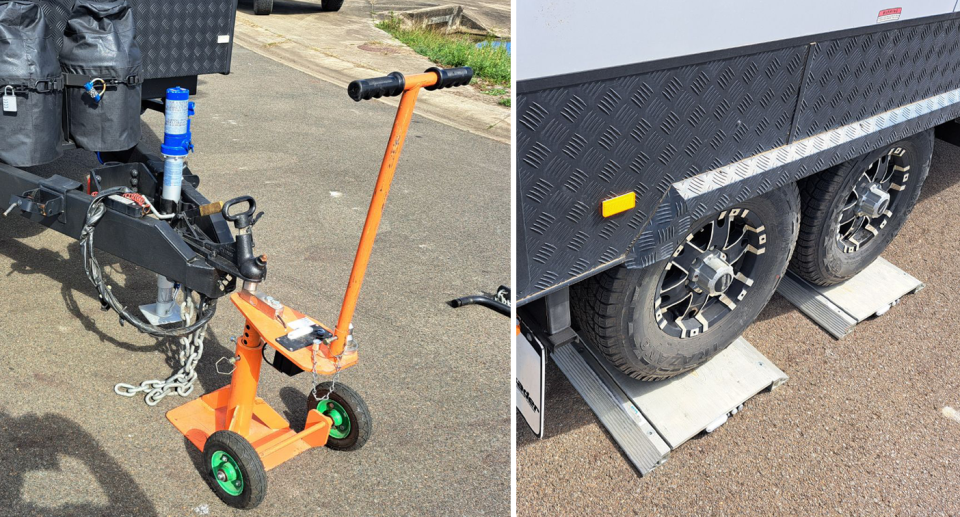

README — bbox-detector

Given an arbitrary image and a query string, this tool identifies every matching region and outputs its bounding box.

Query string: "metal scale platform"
[777,257,924,339]
[552,336,787,474]
[545,257,921,474]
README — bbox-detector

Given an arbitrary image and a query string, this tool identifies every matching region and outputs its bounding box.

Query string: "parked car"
[253,0,343,15]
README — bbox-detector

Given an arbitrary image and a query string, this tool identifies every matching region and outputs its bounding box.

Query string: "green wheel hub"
[319,399,351,439]
[211,450,244,496]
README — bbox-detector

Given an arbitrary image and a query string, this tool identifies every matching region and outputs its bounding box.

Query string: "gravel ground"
[0,46,509,516]
[517,138,960,516]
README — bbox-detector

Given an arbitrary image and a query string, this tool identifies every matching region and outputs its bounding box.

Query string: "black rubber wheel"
[789,130,933,286]
[321,0,344,11]
[253,0,274,15]
[572,183,800,381]
[202,431,267,509]
[307,382,372,451]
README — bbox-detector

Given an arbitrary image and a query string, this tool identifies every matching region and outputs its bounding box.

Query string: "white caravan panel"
[517,1,958,81]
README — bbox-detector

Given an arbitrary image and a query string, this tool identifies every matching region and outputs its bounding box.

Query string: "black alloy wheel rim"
[836,147,910,253]
[652,208,767,339]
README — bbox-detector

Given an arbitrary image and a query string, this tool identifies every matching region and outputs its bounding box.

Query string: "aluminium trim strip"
[674,87,960,199]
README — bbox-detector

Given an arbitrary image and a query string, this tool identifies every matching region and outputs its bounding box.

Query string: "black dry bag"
[60,0,142,152]
[0,0,63,166]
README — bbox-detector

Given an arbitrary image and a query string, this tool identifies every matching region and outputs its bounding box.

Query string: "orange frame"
[167,71,442,469]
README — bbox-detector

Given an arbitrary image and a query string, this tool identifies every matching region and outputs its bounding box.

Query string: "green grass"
[482,88,508,97]
[377,17,510,87]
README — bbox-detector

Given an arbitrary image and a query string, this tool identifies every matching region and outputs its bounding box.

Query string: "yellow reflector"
[601,192,636,217]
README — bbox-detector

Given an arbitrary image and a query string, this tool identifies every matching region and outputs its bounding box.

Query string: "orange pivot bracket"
[166,291,355,470]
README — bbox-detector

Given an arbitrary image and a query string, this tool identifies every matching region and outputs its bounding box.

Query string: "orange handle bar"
[347,67,473,102]
[329,67,470,356]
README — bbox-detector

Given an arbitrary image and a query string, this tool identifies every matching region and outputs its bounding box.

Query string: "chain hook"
[310,330,348,402]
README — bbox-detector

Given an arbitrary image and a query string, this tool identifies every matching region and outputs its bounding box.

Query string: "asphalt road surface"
[0,46,509,516]
[517,139,960,515]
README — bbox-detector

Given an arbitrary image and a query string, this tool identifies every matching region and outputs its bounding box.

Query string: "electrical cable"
[80,186,217,338]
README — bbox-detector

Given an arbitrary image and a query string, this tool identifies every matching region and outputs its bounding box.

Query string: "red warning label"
[877,7,902,23]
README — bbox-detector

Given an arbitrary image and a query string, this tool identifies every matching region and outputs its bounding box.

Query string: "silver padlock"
[2,86,16,113]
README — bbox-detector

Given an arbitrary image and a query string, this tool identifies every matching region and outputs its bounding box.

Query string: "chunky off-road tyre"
[789,130,933,286]
[202,430,267,509]
[572,183,800,381]
[308,382,372,451]
[321,0,344,11]
[253,0,274,15]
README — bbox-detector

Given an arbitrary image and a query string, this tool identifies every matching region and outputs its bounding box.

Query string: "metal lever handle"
[221,196,257,228]
[347,67,474,102]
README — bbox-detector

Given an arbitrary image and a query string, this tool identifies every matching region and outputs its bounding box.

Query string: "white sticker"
[877,7,902,23]
[217,34,231,44]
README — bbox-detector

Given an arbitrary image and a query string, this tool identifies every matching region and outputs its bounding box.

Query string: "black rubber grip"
[348,72,405,102]
[221,195,256,222]
[424,67,473,91]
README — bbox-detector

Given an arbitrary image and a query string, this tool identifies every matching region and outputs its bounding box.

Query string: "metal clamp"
[10,189,63,218]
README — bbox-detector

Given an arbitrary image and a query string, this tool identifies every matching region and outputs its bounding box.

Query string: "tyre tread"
[309,382,373,451]
[572,183,800,381]
[203,430,267,509]
[789,131,933,286]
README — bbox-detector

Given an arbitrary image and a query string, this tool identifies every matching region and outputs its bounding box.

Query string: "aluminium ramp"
[552,336,786,474]
[777,257,924,339]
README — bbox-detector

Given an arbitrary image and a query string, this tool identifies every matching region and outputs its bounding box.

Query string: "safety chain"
[80,187,217,406]
[80,187,216,338]
[311,339,342,402]
[114,295,208,406]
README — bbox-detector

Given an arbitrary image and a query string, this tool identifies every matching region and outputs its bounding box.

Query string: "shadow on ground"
[0,411,157,516]
[0,216,236,395]
[920,140,960,203]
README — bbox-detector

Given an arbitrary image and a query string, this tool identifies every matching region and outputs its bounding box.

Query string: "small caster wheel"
[203,430,267,509]
[308,381,372,451]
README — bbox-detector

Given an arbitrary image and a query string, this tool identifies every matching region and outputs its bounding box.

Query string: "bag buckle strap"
[34,78,61,93]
